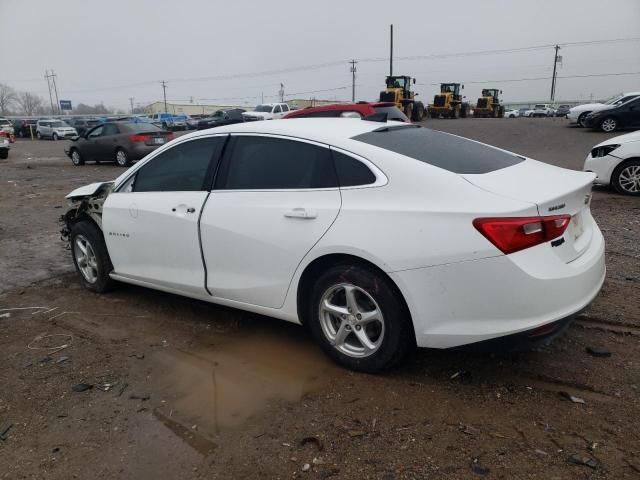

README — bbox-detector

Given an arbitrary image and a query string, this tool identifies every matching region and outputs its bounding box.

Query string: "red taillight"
[473,215,571,254]
[128,134,151,142]
[165,132,174,140]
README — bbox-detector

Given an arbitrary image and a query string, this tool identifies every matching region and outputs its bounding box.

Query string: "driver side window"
[131,136,225,192]
[89,126,103,137]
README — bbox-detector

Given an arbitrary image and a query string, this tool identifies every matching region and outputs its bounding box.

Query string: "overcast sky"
[2,0,639,111]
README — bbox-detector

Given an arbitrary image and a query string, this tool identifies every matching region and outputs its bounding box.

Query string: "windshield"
[254,105,273,112]
[603,95,623,105]
[51,121,68,127]
[0,119,11,125]
[123,122,162,132]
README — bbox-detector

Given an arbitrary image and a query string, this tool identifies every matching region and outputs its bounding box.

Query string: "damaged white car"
[61,119,605,372]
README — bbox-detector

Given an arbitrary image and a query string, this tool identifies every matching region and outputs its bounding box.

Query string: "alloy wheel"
[618,165,640,194]
[319,283,385,358]
[71,150,81,165]
[73,234,98,284]
[601,118,617,132]
[116,150,127,166]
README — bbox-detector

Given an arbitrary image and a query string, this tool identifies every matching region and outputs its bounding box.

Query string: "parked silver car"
[36,119,78,140]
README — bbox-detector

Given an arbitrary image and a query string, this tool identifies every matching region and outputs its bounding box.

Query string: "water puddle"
[145,325,337,445]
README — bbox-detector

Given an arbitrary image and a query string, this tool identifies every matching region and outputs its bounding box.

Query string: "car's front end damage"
[59,182,114,241]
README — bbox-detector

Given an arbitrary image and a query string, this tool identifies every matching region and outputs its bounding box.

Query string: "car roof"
[182,118,395,145]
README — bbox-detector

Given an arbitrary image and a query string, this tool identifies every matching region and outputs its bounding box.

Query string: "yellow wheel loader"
[379,75,426,121]
[474,88,505,118]
[427,83,470,119]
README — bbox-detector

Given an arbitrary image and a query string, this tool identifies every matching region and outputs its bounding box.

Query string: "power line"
[416,71,640,86]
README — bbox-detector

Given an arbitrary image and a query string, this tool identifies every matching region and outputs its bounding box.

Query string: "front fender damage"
[59,182,114,242]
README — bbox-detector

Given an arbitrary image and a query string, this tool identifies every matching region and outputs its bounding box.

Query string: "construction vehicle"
[474,89,505,118]
[379,75,425,121]
[428,83,470,119]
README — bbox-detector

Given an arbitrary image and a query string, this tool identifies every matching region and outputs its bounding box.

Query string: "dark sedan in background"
[67,117,101,136]
[197,109,245,130]
[554,105,571,117]
[64,121,173,167]
[584,96,640,132]
[12,119,39,138]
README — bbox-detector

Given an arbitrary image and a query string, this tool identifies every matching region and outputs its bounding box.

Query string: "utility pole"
[389,24,394,77]
[550,45,561,102]
[261,91,264,103]
[51,71,60,115]
[44,70,55,115]
[161,80,168,113]
[279,83,284,103]
[350,59,358,102]
[129,97,134,113]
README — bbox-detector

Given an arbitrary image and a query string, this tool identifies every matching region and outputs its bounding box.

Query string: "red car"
[283,102,410,122]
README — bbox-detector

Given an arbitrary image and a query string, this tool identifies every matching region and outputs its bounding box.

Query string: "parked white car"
[0,135,9,159]
[61,119,605,372]
[0,117,15,136]
[36,119,78,140]
[569,92,640,127]
[532,104,555,117]
[504,109,519,118]
[584,130,640,195]
[243,103,290,121]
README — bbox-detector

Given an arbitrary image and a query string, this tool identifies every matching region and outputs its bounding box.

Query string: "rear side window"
[102,124,119,136]
[133,137,224,192]
[218,136,336,190]
[352,126,524,174]
[332,151,376,187]
[295,110,341,118]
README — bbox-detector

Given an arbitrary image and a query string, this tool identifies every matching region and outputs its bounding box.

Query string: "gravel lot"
[0,118,638,479]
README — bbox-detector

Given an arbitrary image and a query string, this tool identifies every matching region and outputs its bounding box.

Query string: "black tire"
[460,104,468,118]
[115,148,131,167]
[305,263,414,373]
[411,103,425,122]
[69,221,115,293]
[36,131,41,140]
[611,159,640,196]
[498,106,505,118]
[0,149,8,159]
[578,112,590,127]
[404,103,413,120]
[70,148,84,166]
[53,132,58,141]
[451,105,460,119]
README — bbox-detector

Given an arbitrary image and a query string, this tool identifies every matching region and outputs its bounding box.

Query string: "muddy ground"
[0,118,638,479]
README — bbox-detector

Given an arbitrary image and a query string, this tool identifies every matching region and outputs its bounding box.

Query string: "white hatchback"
[62,119,605,372]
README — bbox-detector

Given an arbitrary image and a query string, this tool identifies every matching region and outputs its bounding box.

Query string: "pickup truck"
[148,112,188,131]
[242,103,291,121]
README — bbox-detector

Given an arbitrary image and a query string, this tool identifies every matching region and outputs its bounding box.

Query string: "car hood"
[243,111,270,118]
[570,102,606,113]
[66,181,114,199]
[593,130,640,148]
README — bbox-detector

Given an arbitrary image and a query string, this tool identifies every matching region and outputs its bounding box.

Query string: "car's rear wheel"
[53,132,58,141]
[70,221,115,293]
[36,131,41,140]
[600,117,617,132]
[612,160,640,196]
[115,148,131,167]
[306,263,414,373]
[578,112,590,127]
[70,148,84,166]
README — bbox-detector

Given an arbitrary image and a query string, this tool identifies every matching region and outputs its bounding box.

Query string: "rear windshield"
[352,126,524,174]
[373,106,409,122]
[121,122,163,132]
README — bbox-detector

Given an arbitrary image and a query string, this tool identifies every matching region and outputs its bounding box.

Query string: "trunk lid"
[463,159,596,263]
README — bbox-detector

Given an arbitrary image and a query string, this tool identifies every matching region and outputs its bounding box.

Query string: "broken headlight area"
[59,182,114,243]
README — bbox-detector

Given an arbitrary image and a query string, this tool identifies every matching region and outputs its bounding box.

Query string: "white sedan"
[61,119,605,372]
[504,109,519,118]
[584,130,640,195]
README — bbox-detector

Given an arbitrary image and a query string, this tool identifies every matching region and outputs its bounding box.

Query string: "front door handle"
[284,208,317,219]
[171,206,197,213]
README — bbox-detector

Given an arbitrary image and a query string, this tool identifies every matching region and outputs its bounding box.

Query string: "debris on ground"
[568,453,599,469]
[300,436,324,451]
[55,356,69,365]
[302,463,310,472]
[72,383,93,392]
[559,391,585,404]
[0,422,13,441]
[586,346,612,358]
[96,382,118,392]
[115,382,128,397]
[347,429,366,437]
[459,423,480,435]
[129,393,150,401]
[129,353,145,360]
[471,458,489,476]
[450,370,472,383]
[0,313,11,319]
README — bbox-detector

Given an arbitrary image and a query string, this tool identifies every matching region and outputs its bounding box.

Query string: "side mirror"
[462,85,465,89]
[500,90,503,94]
[415,93,419,97]
[413,78,416,84]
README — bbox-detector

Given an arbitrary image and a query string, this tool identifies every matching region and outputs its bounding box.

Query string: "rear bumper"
[390,223,605,349]
[129,144,159,160]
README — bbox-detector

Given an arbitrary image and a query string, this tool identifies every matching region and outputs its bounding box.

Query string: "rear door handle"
[284,208,317,219]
